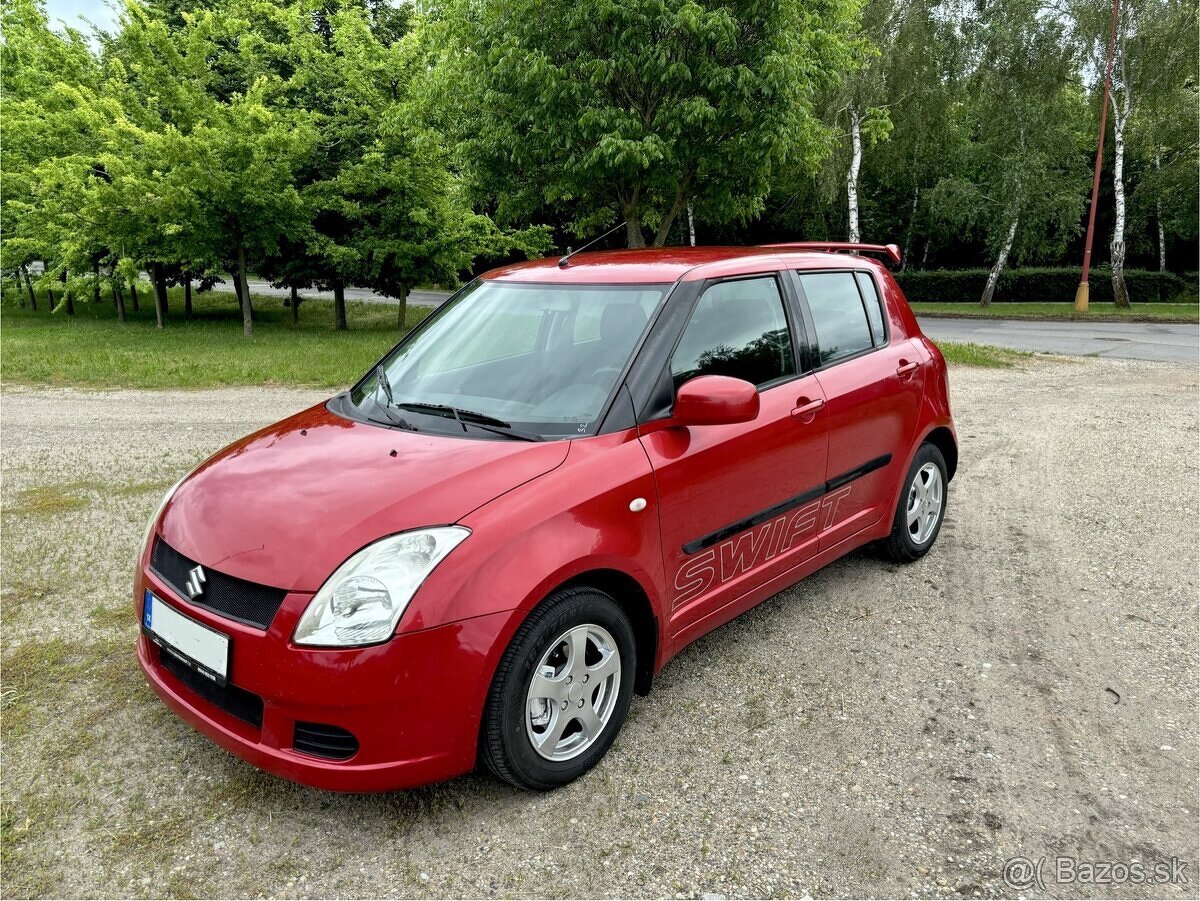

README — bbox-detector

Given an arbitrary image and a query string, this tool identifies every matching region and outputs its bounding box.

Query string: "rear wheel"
[881,442,948,563]
[481,586,635,790]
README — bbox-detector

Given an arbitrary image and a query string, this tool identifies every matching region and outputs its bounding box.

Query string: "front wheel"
[481,586,635,790]
[881,442,948,563]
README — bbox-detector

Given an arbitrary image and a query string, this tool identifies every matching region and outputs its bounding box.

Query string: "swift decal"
[673,485,852,608]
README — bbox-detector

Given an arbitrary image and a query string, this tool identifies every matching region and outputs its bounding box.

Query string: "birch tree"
[1072,0,1196,304]
[930,0,1087,305]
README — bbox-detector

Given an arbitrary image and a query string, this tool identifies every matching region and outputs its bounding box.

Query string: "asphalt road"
[919,317,1199,364]
[245,279,452,309]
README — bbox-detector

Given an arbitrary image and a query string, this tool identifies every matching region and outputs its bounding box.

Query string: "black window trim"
[789,267,890,373]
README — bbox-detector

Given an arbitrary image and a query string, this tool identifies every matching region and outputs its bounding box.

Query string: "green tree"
[1073,0,1196,301]
[930,0,1087,305]
[429,0,862,248]
[1,0,104,313]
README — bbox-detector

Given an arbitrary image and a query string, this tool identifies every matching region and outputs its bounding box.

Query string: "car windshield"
[349,280,666,438]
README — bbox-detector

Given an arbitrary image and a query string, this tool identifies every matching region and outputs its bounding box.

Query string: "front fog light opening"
[293,527,470,648]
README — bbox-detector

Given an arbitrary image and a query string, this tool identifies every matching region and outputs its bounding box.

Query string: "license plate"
[143,589,230,685]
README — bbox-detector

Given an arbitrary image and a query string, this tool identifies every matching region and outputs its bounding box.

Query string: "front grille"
[151,538,287,629]
[160,650,264,729]
[293,722,359,760]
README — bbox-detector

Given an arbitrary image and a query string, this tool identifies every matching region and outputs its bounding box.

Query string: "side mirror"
[673,375,760,427]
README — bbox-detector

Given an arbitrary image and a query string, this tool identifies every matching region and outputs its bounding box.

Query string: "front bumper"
[136,566,510,792]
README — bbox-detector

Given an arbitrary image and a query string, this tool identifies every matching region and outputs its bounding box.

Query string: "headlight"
[293,527,470,647]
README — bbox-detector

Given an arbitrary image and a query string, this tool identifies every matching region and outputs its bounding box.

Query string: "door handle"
[791,397,825,421]
[896,360,920,378]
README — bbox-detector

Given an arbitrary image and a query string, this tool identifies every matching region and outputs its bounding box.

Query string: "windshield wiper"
[393,402,544,441]
[369,365,419,431]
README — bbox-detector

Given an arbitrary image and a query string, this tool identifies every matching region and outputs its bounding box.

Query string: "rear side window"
[671,276,795,389]
[798,272,873,365]
[855,272,887,345]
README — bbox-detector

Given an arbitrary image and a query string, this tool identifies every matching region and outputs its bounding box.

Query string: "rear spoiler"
[763,242,902,267]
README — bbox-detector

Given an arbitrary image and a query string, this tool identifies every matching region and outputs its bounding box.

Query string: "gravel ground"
[2,357,1197,899]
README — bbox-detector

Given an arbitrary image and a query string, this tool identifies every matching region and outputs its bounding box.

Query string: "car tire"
[481,586,636,791]
[880,442,948,563]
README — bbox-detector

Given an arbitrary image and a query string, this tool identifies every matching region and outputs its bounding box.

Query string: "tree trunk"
[62,270,74,316]
[92,260,101,305]
[980,215,1019,307]
[652,179,690,247]
[184,277,193,318]
[236,244,254,336]
[129,281,140,312]
[1154,150,1166,273]
[333,280,348,331]
[231,269,243,307]
[396,283,409,329]
[21,266,37,311]
[115,284,126,322]
[687,205,696,246]
[290,285,299,325]
[152,263,167,329]
[901,186,919,272]
[1109,94,1130,308]
[846,107,863,244]
[623,210,645,248]
[47,286,56,310]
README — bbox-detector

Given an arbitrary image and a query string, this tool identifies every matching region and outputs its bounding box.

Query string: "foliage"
[1,0,1197,335]
[0,0,544,334]
[896,267,1194,303]
[426,0,864,247]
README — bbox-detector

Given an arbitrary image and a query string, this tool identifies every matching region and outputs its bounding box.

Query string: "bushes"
[895,267,1196,303]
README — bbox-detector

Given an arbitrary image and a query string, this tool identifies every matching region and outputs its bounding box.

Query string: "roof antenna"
[558,221,627,268]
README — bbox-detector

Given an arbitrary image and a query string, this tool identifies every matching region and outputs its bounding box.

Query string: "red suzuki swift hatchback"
[136,243,957,792]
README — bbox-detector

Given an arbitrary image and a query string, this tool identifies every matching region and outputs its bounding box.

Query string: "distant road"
[919,317,1198,365]
[247,279,1197,365]
[245,279,452,308]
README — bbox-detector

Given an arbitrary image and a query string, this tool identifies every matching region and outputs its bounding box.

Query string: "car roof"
[482,246,884,285]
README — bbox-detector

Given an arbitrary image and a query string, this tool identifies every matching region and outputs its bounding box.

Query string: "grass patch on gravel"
[911,301,1198,322]
[936,342,1033,368]
[6,484,91,516]
[1,286,430,389]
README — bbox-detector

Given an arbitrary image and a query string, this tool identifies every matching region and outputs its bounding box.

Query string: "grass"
[4,484,90,516]
[910,301,1198,322]
[1,285,431,389]
[936,341,1033,368]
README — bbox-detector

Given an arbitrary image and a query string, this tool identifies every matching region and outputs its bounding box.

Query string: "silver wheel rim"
[525,624,621,762]
[906,462,944,546]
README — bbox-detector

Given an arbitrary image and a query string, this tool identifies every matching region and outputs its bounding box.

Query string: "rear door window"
[798,272,874,366]
[855,272,887,345]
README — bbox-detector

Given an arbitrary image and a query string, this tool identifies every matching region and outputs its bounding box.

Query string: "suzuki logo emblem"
[185,565,207,599]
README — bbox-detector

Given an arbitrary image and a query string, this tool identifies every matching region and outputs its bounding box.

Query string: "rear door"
[791,269,926,550]
[637,273,829,637]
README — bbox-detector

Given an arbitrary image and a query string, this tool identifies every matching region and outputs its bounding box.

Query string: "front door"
[637,273,830,639]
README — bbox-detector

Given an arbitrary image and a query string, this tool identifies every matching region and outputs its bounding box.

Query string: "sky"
[44,0,118,36]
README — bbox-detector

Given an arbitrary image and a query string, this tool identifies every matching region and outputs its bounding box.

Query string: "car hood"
[158,400,569,592]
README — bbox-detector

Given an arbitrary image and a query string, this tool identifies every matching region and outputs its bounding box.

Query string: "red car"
[136,242,956,792]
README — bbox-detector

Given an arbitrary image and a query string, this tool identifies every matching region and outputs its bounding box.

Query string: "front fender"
[396,431,666,637]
